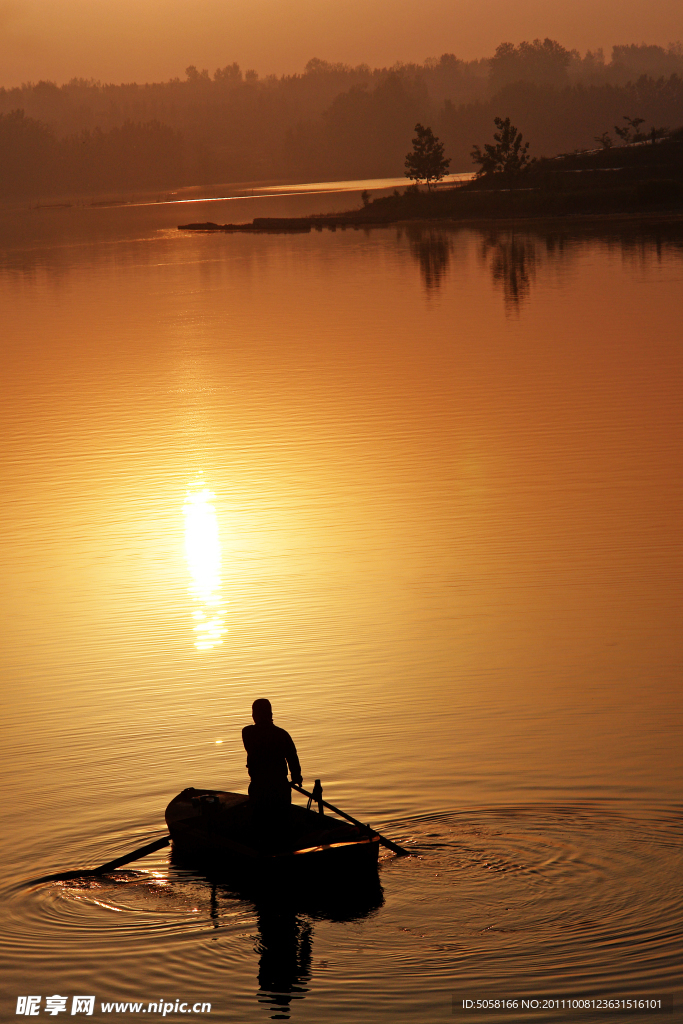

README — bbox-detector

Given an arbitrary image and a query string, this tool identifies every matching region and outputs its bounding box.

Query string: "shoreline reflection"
[479,230,538,311]
[401,223,683,309]
[404,226,454,293]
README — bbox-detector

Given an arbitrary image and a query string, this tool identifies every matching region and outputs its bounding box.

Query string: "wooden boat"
[165,788,380,877]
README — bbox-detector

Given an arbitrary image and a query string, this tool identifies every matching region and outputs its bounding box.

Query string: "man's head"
[252,698,273,724]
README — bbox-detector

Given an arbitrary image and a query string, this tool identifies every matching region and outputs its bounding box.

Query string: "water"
[1,183,682,1023]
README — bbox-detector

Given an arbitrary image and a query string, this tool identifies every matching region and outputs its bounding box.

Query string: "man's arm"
[283,731,302,787]
[241,725,253,772]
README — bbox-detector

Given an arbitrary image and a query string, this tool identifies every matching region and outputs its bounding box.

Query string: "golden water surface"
[1,198,681,1022]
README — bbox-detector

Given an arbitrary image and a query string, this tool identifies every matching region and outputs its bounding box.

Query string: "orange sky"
[1,0,681,87]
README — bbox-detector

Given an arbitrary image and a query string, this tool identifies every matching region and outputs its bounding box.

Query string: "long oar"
[31,834,171,885]
[291,783,408,856]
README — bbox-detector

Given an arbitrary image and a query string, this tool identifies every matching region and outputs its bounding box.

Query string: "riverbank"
[179,207,683,235]
[179,132,683,233]
[178,184,683,233]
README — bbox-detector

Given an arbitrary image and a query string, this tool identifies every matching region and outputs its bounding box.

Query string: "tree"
[185,65,210,83]
[614,115,646,143]
[471,116,532,176]
[594,131,613,149]
[0,109,57,196]
[648,125,669,145]
[489,39,572,91]
[214,63,242,84]
[404,123,451,189]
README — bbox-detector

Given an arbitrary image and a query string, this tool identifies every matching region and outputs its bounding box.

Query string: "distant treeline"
[2,42,683,197]
[0,114,183,195]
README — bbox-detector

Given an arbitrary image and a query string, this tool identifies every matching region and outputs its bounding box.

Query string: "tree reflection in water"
[479,230,538,311]
[208,875,384,1021]
[403,224,537,306]
[404,226,454,293]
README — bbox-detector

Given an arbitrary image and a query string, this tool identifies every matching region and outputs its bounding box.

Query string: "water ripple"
[2,803,680,1023]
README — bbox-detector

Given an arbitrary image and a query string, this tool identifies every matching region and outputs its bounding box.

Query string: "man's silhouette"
[242,699,302,835]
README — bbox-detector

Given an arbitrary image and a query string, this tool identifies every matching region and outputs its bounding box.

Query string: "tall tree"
[489,39,573,91]
[404,123,451,189]
[471,116,532,176]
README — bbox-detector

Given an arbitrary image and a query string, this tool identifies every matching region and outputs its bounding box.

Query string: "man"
[242,699,302,828]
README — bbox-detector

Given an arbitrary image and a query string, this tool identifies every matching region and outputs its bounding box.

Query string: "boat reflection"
[207,876,384,1020]
[183,475,226,650]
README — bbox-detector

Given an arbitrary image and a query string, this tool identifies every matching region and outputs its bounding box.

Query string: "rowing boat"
[165,788,380,876]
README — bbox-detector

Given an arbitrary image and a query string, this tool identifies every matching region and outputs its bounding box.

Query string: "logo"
[16,997,95,1016]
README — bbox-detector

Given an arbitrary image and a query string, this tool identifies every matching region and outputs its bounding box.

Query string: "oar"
[31,834,171,885]
[291,783,408,856]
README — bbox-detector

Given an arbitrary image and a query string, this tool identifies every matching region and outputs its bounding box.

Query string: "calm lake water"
[1,183,682,1023]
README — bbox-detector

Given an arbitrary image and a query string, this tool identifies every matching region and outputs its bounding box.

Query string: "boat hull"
[165,788,380,879]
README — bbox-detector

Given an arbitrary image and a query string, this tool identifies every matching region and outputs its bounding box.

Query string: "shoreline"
[178,208,683,234]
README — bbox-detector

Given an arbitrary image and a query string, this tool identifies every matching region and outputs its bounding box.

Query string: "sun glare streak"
[123,173,476,208]
[183,477,225,650]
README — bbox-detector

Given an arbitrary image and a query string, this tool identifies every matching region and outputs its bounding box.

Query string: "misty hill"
[2,42,683,198]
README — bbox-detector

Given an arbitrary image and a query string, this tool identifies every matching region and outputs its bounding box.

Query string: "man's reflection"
[255,903,312,1018]
[209,876,384,1020]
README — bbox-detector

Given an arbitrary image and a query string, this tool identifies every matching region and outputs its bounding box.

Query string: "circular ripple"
[372,802,683,1002]
[1,803,681,1022]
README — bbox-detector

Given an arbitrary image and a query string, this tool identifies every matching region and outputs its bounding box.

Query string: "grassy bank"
[346,128,683,223]
[180,129,683,232]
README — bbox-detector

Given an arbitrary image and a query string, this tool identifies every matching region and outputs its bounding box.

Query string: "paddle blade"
[30,835,171,885]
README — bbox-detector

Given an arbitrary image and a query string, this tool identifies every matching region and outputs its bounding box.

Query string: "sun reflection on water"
[183,476,225,650]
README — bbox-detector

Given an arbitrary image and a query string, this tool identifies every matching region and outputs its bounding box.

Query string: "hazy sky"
[1,0,682,87]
